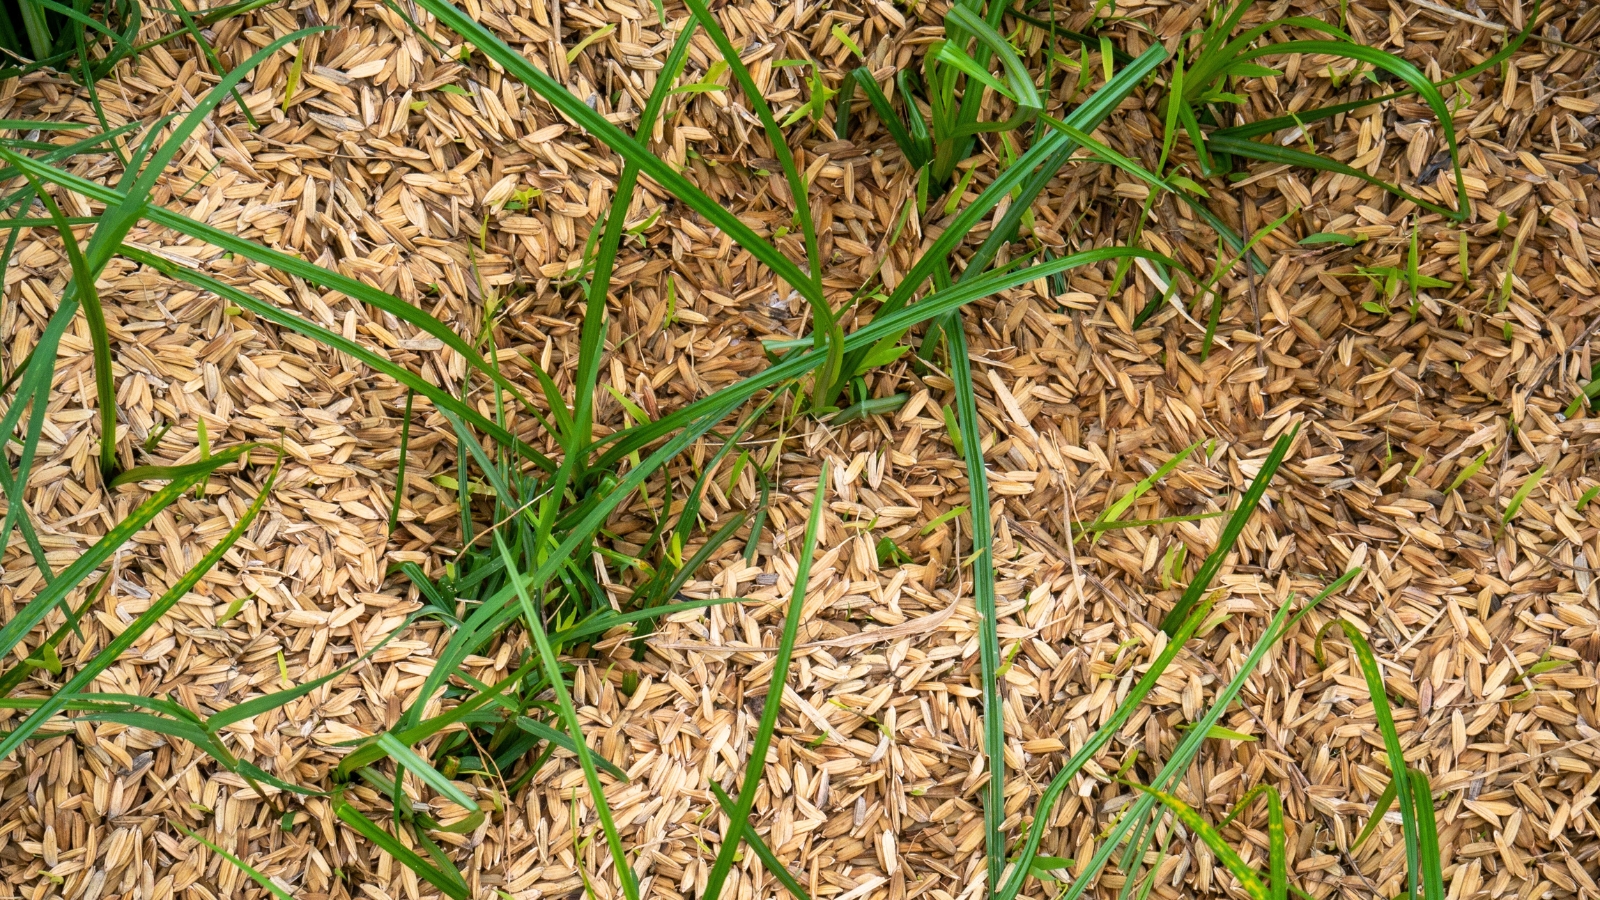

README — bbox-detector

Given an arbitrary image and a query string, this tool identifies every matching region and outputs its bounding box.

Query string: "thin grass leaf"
[840,44,1169,380]
[1209,133,1461,219]
[496,533,638,900]
[1159,426,1297,635]
[934,295,1009,895]
[0,451,280,761]
[0,575,103,695]
[120,247,550,468]
[1267,784,1287,900]
[1010,567,1361,900]
[710,783,811,900]
[389,389,414,534]
[666,0,842,407]
[680,0,818,286]
[1500,464,1547,531]
[1076,510,1224,534]
[514,717,629,781]
[702,464,828,900]
[1123,782,1271,900]
[1214,6,1537,142]
[108,441,267,488]
[175,823,300,900]
[1410,768,1444,900]
[332,794,470,900]
[598,245,1179,471]
[0,317,63,582]
[1190,204,1297,355]
[1578,485,1600,512]
[1351,774,1400,852]
[1038,114,1171,192]
[1088,440,1201,537]
[0,443,258,676]
[194,416,211,498]
[1314,621,1420,900]
[1445,445,1492,495]
[163,0,257,128]
[996,592,1222,900]
[374,733,484,833]
[838,67,931,168]
[412,0,827,332]
[1300,232,1362,246]
[535,20,699,588]
[8,174,550,472]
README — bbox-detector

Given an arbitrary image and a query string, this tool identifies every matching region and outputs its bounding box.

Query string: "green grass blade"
[496,533,638,900]
[567,19,696,459]
[598,246,1179,471]
[0,576,100,694]
[1267,785,1287,900]
[682,0,819,287]
[5,167,548,469]
[839,68,931,168]
[514,717,629,781]
[175,822,301,900]
[1500,463,1546,531]
[1314,621,1419,900]
[996,593,1222,900]
[0,442,258,672]
[1214,6,1536,142]
[1123,783,1271,900]
[108,442,263,487]
[0,150,119,476]
[342,656,547,777]
[703,464,828,900]
[1010,567,1361,900]
[0,451,279,761]
[1191,205,1298,358]
[1212,41,1468,219]
[533,20,697,576]
[16,0,54,60]
[389,388,414,534]
[206,612,422,732]
[938,6,1043,136]
[934,295,1006,895]
[1208,133,1459,219]
[927,0,1009,185]
[332,795,470,900]
[1038,114,1170,191]
[120,247,552,470]
[711,783,811,900]
[162,0,258,128]
[838,43,1169,380]
[1187,16,1350,92]
[412,0,824,320]
[1159,425,1296,635]
[1089,440,1201,537]
[1410,769,1443,900]
[374,733,484,833]
[1351,774,1399,852]
[0,328,61,582]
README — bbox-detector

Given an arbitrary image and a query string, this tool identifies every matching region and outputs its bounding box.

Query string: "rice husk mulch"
[0,1,1598,899]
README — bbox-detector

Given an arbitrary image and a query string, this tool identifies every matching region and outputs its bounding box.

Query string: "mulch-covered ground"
[0,1,1597,899]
